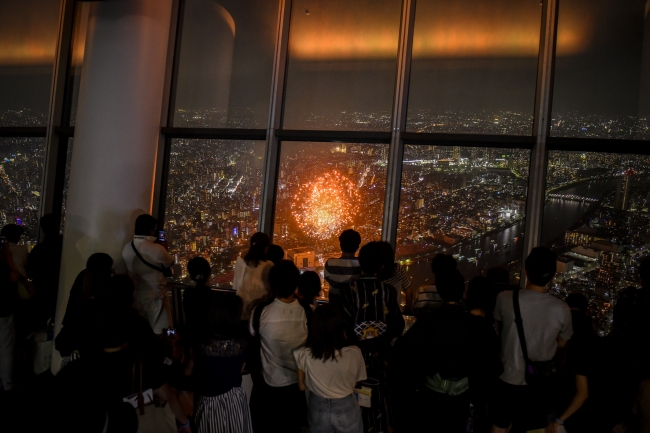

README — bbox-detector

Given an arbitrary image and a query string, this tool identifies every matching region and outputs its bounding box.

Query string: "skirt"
[195,387,253,433]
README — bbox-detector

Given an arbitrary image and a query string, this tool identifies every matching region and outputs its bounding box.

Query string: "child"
[294,304,366,433]
[298,270,321,309]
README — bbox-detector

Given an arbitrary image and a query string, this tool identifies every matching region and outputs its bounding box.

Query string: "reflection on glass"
[164,139,265,284]
[396,145,530,289]
[0,137,46,246]
[60,137,74,232]
[282,0,402,130]
[0,0,61,126]
[543,151,650,335]
[551,0,650,140]
[274,142,388,278]
[406,0,541,135]
[67,2,90,126]
[173,0,279,128]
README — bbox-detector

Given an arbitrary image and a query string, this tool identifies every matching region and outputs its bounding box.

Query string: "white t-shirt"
[234,256,273,319]
[494,289,573,385]
[122,236,174,299]
[249,299,308,387]
[293,346,367,399]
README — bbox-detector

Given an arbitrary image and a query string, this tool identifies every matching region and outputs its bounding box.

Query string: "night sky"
[2,0,649,122]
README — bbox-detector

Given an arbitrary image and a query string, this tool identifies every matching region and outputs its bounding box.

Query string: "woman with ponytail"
[234,233,273,319]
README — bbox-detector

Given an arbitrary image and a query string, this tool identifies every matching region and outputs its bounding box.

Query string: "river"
[405,179,617,288]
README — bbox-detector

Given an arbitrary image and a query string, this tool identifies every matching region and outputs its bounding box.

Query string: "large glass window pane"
[273,142,388,289]
[164,139,265,284]
[282,0,402,131]
[406,0,541,135]
[397,145,530,289]
[0,137,46,246]
[0,0,60,126]
[543,151,650,335]
[173,0,279,128]
[60,137,74,232]
[551,0,650,140]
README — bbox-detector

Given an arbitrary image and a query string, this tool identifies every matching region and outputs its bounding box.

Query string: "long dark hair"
[244,232,270,268]
[305,304,349,361]
[81,253,113,299]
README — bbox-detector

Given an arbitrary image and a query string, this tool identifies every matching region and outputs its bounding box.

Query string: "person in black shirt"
[182,257,216,345]
[393,269,499,432]
[266,244,285,265]
[27,214,64,326]
[337,241,405,433]
[192,293,251,433]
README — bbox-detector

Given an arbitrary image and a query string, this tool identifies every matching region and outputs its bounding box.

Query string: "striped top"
[412,284,443,313]
[324,257,361,295]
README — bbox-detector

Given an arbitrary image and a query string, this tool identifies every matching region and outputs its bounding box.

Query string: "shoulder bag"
[131,241,172,278]
[513,288,556,386]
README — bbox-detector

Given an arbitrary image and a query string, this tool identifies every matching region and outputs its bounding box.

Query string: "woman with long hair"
[377,241,411,312]
[233,233,273,319]
[193,293,251,433]
[293,304,366,433]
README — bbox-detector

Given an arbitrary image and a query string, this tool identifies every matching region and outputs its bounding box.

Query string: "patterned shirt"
[337,276,405,345]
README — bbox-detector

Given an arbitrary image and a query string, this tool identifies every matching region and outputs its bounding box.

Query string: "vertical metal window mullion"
[382,0,417,247]
[521,0,560,277]
[154,0,184,223]
[259,0,292,236]
[40,0,75,230]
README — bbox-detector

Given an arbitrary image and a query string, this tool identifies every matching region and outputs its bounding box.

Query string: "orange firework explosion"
[292,171,361,239]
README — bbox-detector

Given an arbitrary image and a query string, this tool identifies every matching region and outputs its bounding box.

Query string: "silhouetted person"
[324,229,361,296]
[337,241,405,433]
[192,294,251,433]
[28,214,63,325]
[234,232,273,320]
[182,257,216,344]
[122,214,174,335]
[266,244,285,264]
[412,253,457,315]
[249,260,309,433]
[56,253,113,359]
[297,270,321,308]
[295,304,366,433]
[491,247,573,433]
[0,260,16,391]
[394,270,499,432]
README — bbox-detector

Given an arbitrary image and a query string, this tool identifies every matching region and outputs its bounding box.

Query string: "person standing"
[412,253,457,315]
[249,260,309,433]
[27,214,64,325]
[122,214,174,335]
[324,229,362,296]
[233,232,273,320]
[337,241,405,433]
[491,247,573,433]
[0,260,16,391]
[294,304,366,433]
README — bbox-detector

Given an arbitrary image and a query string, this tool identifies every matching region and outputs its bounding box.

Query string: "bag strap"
[513,288,530,364]
[131,241,166,274]
[252,298,275,336]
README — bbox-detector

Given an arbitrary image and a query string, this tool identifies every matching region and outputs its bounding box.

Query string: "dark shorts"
[491,379,554,431]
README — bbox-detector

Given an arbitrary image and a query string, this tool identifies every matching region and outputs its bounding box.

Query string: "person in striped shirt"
[412,253,458,315]
[324,229,362,296]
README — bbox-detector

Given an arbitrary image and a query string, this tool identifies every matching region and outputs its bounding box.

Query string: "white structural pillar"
[52,0,173,372]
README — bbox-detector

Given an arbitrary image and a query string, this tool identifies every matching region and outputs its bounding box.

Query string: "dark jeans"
[411,386,471,432]
[491,379,555,432]
[250,380,306,433]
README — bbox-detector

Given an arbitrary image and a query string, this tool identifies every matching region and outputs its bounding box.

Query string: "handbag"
[513,288,556,386]
[131,242,172,278]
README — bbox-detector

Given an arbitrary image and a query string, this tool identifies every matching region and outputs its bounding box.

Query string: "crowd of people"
[0,216,649,433]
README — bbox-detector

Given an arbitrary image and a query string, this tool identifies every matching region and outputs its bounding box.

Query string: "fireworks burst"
[292,171,361,239]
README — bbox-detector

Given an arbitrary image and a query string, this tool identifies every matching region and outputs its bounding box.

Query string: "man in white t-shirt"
[492,247,573,432]
[249,260,308,433]
[122,214,174,335]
